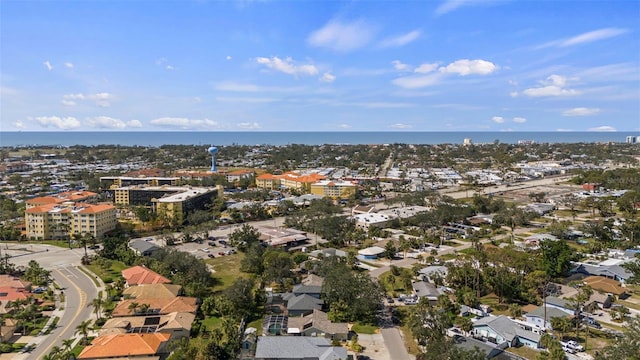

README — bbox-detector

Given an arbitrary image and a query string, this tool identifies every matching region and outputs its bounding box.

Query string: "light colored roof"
[100,312,196,337]
[525,305,571,320]
[78,333,170,359]
[112,297,198,317]
[474,315,540,343]
[0,275,31,289]
[583,276,626,295]
[301,274,325,287]
[122,266,171,286]
[254,336,347,360]
[358,246,385,256]
[287,309,348,336]
[122,284,183,299]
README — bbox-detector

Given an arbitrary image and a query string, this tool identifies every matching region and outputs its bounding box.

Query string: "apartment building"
[100,176,180,189]
[309,179,357,199]
[256,172,325,192]
[25,202,116,240]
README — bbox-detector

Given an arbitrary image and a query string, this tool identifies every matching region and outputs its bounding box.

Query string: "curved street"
[5,245,100,360]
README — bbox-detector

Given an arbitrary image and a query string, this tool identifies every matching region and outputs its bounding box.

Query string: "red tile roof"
[121,266,171,286]
[78,333,170,359]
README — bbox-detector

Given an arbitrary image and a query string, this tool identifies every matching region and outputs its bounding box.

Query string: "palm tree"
[75,319,92,345]
[88,292,104,320]
[127,301,140,315]
[62,338,74,353]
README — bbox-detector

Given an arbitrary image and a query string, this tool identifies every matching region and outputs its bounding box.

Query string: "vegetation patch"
[85,259,127,284]
[205,253,248,292]
[351,323,378,334]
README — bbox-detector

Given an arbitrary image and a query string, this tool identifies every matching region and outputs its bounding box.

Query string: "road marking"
[39,267,87,358]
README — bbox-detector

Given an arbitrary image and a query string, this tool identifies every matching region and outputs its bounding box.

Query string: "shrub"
[0,343,12,353]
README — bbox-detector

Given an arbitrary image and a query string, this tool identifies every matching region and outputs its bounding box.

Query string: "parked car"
[560,341,577,354]
[218,239,228,245]
[566,340,584,352]
[207,254,215,258]
[208,241,216,246]
[218,252,226,256]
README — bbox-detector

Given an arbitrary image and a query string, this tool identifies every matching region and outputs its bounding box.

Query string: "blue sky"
[1,0,639,132]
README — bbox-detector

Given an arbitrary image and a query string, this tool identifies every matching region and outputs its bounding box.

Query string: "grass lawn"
[618,299,640,311]
[205,252,248,293]
[247,318,263,335]
[201,316,223,331]
[508,346,540,359]
[479,293,509,314]
[351,323,378,334]
[85,260,128,284]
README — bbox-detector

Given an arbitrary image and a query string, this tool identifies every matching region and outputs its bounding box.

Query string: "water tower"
[207,146,219,172]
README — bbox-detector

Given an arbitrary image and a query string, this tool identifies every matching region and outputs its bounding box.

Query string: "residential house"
[121,266,171,287]
[283,293,323,316]
[544,296,575,315]
[412,281,444,304]
[263,315,289,336]
[123,284,184,300]
[524,305,572,330]
[357,246,385,260]
[254,336,347,360]
[112,297,199,317]
[129,239,162,257]
[77,333,171,359]
[100,312,196,340]
[0,319,17,342]
[287,309,349,341]
[472,315,541,349]
[572,262,633,284]
[292,282,323,299]
[583,276,627,297]
[418,266,448,284]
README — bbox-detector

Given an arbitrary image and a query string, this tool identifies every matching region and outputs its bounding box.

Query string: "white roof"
[358,246,386,256]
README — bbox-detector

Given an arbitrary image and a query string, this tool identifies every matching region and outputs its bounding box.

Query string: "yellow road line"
[39,267,87,357]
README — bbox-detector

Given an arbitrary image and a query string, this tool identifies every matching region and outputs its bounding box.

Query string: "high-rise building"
[25,201,116,240]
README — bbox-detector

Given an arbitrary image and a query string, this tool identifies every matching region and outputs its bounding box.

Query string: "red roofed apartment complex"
[25,191,116,240]
[122,266,171,287]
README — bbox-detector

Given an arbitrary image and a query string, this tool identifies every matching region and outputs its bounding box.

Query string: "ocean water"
[0,131,635,147]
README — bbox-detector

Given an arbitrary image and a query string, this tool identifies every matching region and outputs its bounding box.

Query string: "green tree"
[384,240,397,260]
[540,240,574,278]
[596,315,640,360]
[75,319,92,345]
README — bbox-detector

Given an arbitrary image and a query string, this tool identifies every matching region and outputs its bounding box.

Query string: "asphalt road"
[6,245,99,360]
[381,327,414,360]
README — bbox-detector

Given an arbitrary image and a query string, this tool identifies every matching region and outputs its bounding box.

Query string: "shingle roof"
[287,309,348,336]
[583,276,626,295]
[525,305,571,320]
[286,294,323,312]
[254,336,347,360]
[474,315,540,344]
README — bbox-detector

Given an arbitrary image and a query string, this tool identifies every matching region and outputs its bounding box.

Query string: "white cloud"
[149,117,221,130]
[379,30,421,48]
[237,122,261,129]
[439,59,497,75]
[64,62,74,68]
[226,56,232,60]
[166,65,175,71]
[256,56,318,76]
[127,120,143,128]
[320,72,336,83]
[542,28,628,48]
[392,60,411,71]
[492,116,505,123]
[588,125,616,132]
[512,117,527,123]
[87,116,128,129]
[14,120,26,129]
[563,107,601,117]
[63,92,114,107]
[414,63,439,74]
[392,73,443,89]
[390,123,413,129]
[338,124,351,129]
[34,116,81,130]
[307,19,375,52]
[216,97,277,103]
[521,75,579,97]
[556,128,574,132]
[509,91,519,98]
[435,0,499,16]
[43,61,53,71]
